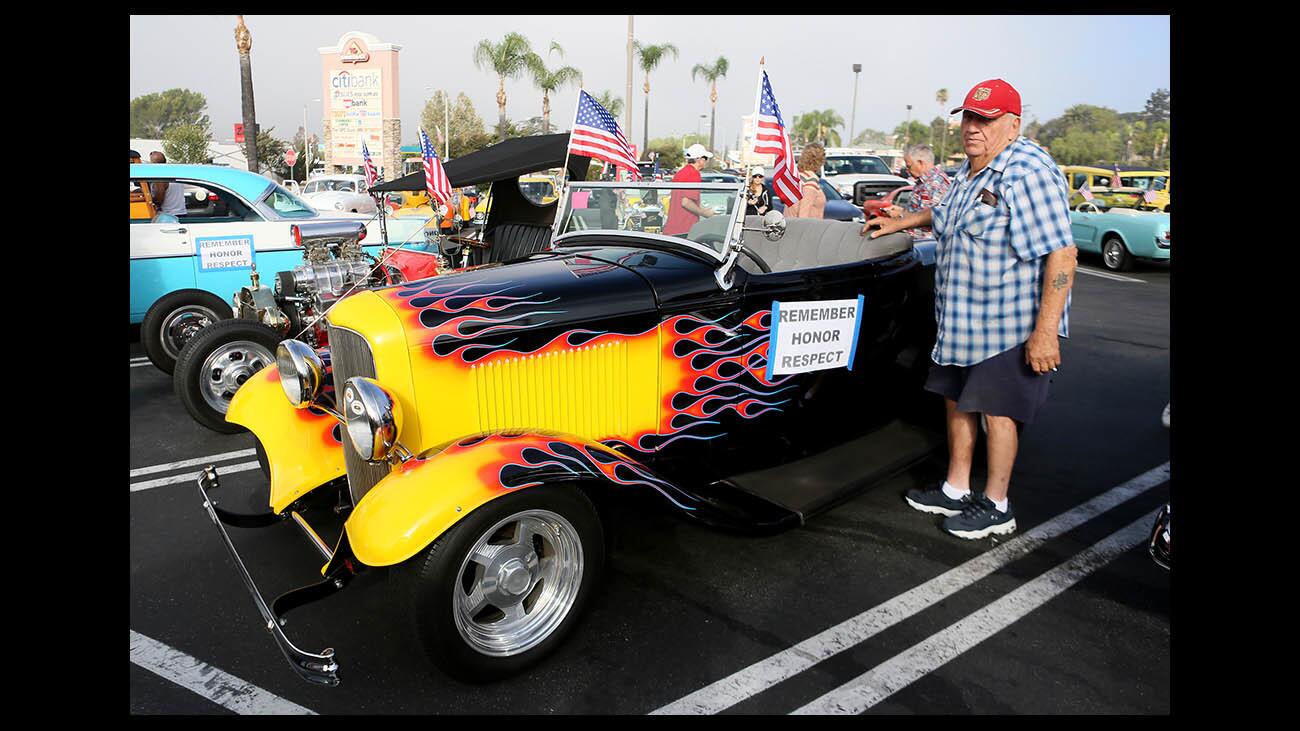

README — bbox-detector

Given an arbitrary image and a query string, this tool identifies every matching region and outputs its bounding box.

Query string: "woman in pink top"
[785,143,826,219]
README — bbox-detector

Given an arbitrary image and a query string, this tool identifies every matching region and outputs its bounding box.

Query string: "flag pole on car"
[747,57,766,189]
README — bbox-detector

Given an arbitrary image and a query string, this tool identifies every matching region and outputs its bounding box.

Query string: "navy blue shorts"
[924,344,1054,425]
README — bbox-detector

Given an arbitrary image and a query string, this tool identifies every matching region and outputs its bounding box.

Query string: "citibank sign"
[331,71,381,90]
[341,39,370,63]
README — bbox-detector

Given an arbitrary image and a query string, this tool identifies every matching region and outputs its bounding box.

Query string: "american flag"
[1110,165,1122,189]
[419,129,453,208]
[1142,188,1157,204]
[568,90,638,173]
[361,141,378,187]
[1079,180,1094,201]
[753,70,799,206]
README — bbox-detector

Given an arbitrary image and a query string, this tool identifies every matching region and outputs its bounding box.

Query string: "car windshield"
[261,184,318,218]
[825,156,891,176]
[556,182,741,256]
[311,180,357,192]
[1119,175,1168,191]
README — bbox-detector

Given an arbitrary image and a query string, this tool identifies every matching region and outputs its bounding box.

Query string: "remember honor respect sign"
[766,296,865,379]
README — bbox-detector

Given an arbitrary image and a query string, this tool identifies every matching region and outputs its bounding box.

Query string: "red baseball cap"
[951,79,1022,118]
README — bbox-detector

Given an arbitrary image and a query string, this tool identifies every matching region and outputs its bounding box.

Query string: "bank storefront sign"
[329,68,383,166]
[766,297,865,378]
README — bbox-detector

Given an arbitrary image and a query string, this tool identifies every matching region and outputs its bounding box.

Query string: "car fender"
[344,430,691,568]
[225,365,347,513]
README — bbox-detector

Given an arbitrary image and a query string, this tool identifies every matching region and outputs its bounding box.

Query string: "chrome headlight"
[342,377,402,462]
[276,340,324,408]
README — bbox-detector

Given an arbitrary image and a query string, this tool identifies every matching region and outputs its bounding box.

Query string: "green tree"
[421,91,495,158]
[893,119,931,148]
[527,41,582,134]
[793,109,844,147]
[851,128,889,147]
[161,123,212,164]
[634,41,680,154]
[473,32,537,141]
[255,126,288,177]
[131,88,210,138]
[646,133,705,171]
[1037,104,1126,165]
[594,91,623,119]
[1142,88,1170,124]
[690,56,729,154]
[928,117,948,150]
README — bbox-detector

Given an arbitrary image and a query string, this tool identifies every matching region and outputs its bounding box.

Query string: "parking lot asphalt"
[129,258,1170,714]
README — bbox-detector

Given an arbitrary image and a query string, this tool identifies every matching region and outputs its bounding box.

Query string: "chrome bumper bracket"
[197,465,341,686]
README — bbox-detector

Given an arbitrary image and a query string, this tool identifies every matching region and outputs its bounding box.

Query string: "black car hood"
[375,250,669,361]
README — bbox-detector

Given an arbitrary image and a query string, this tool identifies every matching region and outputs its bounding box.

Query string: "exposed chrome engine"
[234,221,403,346]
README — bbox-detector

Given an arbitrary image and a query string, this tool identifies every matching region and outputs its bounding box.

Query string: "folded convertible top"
[370,133,589,192]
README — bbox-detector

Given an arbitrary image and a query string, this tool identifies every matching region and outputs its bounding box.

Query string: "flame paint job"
[225,366,345,514]
[346,430,689,566]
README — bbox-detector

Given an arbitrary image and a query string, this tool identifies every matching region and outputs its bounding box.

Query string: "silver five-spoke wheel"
[452,509,584,657]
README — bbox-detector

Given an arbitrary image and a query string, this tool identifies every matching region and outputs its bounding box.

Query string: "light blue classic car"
[130,164,432,371]
[1069,201,1170,271]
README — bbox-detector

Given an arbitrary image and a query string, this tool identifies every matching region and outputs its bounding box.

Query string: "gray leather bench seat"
[739,216,913,273]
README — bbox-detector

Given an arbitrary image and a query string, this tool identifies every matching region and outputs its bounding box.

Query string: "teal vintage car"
[1069,201,1170,272]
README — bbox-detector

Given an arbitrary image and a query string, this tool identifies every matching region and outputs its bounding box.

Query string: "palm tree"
[473,32,537,141]
[935,88,949,160]
[691,56,729,155]
[595,91,624,119]
[528,41,581,134]
[634,41,679,154]
[793,110,844,147]
[234,16,258,172]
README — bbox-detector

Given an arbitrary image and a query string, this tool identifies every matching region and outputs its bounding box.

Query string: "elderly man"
[147,150,187,218]
[878,144,950,240]
[865,78,1077,540]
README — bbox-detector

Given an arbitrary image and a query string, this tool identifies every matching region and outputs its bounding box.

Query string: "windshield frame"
[824,155,892,176]
[255,182,321,220]
[551,180,747,264]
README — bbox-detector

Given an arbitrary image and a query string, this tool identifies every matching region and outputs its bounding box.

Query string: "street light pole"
[904,104,912,147]
[626,16,634,148]
[849,63,861,145]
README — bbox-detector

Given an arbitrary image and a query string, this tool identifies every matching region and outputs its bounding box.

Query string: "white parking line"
[131,448,257,478]
[791,508,1160,714]
[1077,266,1144,283]
[131,460,261,492]
[130,630,316,715]
[130,356,149,362]
[651,461,1169,715]
[131,362,152,368]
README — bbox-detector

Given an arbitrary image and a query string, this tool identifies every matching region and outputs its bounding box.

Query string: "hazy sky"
[130,14,1169,151]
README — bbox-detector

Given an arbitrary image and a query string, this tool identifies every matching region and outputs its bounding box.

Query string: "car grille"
[328,323,391,505]
[472,339,630,439]
[853,181,907,206]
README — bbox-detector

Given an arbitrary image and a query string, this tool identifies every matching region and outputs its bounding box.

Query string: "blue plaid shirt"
[930,137,1073,366]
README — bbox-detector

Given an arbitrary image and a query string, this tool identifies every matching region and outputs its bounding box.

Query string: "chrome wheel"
[159,305,220,360]
[452,509,584,657]
[199,340,274,414]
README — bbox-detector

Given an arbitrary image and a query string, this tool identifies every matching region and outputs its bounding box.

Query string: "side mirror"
[761,210,786,241]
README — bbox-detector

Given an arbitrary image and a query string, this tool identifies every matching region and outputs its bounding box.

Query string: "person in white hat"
[663,143,716,236]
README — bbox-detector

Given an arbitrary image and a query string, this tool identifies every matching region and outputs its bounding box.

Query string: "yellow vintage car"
[1060,165,1169,211]
[475,175,558,216]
